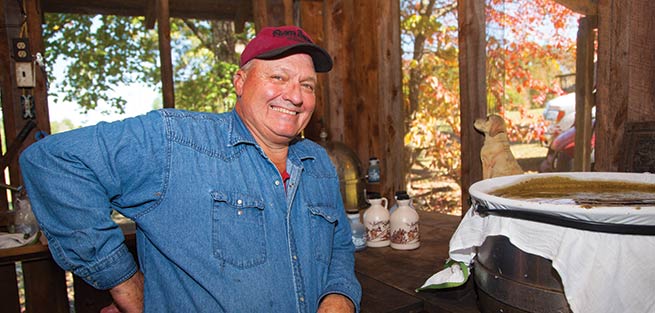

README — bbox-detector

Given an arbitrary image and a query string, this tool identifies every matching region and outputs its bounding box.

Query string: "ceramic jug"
[363,194,390,247]
[390,193,420,250]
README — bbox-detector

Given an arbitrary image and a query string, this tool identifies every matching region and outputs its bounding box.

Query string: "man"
[20,25,361,313]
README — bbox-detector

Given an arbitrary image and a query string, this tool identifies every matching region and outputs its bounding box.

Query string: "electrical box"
[16,62,35,88]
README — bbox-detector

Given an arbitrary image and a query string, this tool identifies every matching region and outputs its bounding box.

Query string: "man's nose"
[282,82,303,106]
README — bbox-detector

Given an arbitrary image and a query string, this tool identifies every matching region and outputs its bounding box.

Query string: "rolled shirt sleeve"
[19,111,166,289]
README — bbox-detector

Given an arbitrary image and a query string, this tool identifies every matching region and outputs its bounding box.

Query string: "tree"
[401,0,579,213]
[43,14,249,115]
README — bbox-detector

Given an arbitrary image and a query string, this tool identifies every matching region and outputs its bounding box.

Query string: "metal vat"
[475,235,570,313]
[468,172,655,313]
[318,132,368,213]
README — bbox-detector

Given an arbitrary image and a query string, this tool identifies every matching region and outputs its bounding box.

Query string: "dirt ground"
[407,143,547,216]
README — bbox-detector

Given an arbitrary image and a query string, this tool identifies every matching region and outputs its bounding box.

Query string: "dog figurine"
[474,114,524,179]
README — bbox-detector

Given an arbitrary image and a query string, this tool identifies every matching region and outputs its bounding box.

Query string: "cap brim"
[255,43,333,73]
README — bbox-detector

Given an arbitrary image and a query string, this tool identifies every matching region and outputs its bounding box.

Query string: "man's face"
[234,53,317,148]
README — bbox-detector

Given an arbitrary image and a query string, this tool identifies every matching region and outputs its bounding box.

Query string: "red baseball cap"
[240,26,333,72]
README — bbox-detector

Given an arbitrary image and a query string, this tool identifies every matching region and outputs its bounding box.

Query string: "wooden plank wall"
[252,0,294,30]
[318,0,404,200]
[595,0,655,172]
[297,0,328,141]
[252,1,406,200]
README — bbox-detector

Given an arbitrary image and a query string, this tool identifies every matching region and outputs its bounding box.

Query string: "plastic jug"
[363,192,390,247]
[390,193,420,250]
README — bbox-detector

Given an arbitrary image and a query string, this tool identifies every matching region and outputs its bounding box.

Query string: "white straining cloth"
[448,208,655,313]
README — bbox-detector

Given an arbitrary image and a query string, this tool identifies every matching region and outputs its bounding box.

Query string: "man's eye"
[271,75,283,80]
[302,83,315,92]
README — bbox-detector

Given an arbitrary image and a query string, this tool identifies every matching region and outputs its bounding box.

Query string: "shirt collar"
[226,110,318,163]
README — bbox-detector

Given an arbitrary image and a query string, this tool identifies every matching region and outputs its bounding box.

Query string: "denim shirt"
[20,109,362,312]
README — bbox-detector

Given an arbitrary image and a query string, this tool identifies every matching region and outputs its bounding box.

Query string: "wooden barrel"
[474,235,571,313]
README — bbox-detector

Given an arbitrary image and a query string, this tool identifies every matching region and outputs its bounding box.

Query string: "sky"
[48,84,158,127]
[48,56,160,129]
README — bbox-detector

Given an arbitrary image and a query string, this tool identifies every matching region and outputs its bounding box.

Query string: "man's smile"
[271,106,298,115]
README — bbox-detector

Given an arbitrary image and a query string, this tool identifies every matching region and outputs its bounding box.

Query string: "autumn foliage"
[401,0,579,213]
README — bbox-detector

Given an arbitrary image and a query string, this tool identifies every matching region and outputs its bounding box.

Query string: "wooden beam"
[144,0,157,29]
[553,0,598,15]
[458,0,486,215]
[157,0,175,108]
[42,0,254,22]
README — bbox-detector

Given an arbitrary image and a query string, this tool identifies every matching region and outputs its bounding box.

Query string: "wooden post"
[158,0,175,108]
[458,0,486,215]
[595,0,629,172]
[0,0,49,205]
[573,16,596,172]
[595,0,655,171]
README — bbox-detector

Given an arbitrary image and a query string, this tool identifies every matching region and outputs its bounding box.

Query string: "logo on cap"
[272,29,313,43]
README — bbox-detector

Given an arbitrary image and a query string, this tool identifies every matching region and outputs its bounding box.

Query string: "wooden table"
[2,211,480,313]
[355,211,481,313]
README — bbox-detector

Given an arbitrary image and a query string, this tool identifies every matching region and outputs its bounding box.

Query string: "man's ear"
[233,70,245,97]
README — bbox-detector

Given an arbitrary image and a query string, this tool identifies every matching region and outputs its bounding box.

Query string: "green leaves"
[44,14,249,114]
[45,14,159,113]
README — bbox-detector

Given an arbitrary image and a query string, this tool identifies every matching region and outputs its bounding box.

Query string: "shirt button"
[299,297,304,302]
[292,255,298,260]
[237,199,243,205]
[275,180,280,186]
[237,209,243,216]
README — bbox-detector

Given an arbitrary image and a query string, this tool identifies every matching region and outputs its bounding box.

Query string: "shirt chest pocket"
[211,191,266,268]
[308,206,337,264]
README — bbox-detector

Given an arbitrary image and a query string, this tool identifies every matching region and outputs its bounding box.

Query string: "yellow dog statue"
[474,114,524,179]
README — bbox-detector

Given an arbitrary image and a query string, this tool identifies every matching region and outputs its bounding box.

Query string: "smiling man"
[20,26,361,313]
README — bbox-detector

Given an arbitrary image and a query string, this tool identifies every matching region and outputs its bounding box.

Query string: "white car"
[542,93,576,146]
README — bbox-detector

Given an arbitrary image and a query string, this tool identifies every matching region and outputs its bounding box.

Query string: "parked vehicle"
[539,122,595,172]
[542,92,576,146]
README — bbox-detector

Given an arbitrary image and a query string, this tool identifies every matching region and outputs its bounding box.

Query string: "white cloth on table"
[0,231,39,249]
[447,208,655,313]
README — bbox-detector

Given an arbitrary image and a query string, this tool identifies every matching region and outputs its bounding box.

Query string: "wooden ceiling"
[41,0,253,21]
